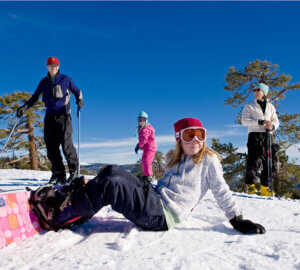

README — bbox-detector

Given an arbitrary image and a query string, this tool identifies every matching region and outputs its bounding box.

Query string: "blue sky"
[0,1,299,165]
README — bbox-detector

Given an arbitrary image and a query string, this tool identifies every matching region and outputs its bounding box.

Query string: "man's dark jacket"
[26,72,82,115]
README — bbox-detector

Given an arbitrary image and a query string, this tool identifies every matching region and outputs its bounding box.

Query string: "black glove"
[67,176,86,192]
[77,99,84,108]
[258,119,264,125]
[17,104,27,118]
[135,144,140,154]
[230,215,266,234]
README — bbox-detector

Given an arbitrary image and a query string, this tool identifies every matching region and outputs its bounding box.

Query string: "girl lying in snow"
[31,117,266,234]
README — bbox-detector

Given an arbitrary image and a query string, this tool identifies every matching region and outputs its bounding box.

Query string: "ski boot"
[142,175,154,183]
[260,185,275,197]
[66,170,78,184]
[48,174,67,185]
[29,184,85,231]
[29,185,68,231]
[246,184,258,195]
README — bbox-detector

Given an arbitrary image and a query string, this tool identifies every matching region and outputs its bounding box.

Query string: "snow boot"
[246,184,258,195]
[66,170,77,183]
[260,185,275,197]
[29,185,69,231]
[48,174,67,185]
[29,183,86,231]
[142,175,154,183]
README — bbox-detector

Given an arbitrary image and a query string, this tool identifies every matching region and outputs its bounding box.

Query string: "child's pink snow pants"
[141,149,156,176]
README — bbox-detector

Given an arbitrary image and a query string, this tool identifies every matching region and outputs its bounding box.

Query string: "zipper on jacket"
[46,73,56,101]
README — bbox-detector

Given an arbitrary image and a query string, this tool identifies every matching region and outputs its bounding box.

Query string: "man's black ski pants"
[44,114,78,177]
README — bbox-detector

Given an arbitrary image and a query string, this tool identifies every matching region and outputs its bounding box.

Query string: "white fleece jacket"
[241,99,279,133]
[156,153,240,223]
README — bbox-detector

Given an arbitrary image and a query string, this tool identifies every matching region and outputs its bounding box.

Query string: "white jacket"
[156,153,240,222]
[241,99,279,133]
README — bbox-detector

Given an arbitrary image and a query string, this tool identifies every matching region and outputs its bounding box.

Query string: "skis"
[233,193,279,201]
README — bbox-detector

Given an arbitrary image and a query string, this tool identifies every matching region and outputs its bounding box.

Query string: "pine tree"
[152,151,165,179]
[0,91,48,170]
[275,148,300,199]
[211,138,246,191]
[134,159,144,178]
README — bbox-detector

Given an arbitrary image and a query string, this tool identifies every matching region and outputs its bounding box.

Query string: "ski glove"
[67,176,86,192]
[77,99,84,108]
[135,144,140,154]
[230,215,266,234]
[17,104,27,118]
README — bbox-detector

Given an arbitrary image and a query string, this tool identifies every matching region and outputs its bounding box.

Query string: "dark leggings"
[70,165,168,231]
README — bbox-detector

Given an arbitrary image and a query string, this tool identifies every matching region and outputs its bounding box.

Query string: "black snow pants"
[44,114,78,178]
[67,165,168,231]
[245,132,279,187]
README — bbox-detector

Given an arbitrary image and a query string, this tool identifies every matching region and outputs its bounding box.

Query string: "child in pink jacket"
[135,111,157,182]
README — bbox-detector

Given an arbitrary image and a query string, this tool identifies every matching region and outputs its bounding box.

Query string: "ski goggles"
[138,117,146,122]
[176,127,207,143]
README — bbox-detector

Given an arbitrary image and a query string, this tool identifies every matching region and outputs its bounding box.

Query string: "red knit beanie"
[47,56,60,66]
[174,118,204,140]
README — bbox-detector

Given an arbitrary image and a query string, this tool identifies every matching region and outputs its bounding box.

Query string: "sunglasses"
[253,88,261,92]
[138,118,146,122]
[179,127,207,143]
[47,65,59,68]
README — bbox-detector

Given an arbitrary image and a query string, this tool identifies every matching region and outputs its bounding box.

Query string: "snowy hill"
[81,163,138,175]
[0,169,299,270]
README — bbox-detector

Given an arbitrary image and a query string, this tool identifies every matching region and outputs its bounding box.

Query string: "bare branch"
[5,154,29,165]
[1,128,30,134]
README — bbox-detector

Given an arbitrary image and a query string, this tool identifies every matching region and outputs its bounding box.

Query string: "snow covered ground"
[0,169,299,270]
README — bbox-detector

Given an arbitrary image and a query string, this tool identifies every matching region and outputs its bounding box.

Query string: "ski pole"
[77,107,80,177]
[0,117,21,155]
[266,130,273,196]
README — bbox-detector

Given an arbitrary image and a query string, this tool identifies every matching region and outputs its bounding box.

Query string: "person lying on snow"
[30,117,266,234]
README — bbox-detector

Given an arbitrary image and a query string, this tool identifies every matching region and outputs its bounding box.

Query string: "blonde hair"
[166,140,221,168]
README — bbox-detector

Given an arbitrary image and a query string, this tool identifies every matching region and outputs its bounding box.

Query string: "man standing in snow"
[17,56,84,184]
[241,83,279,196]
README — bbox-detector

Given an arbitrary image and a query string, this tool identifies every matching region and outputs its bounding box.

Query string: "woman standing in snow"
[31,117,266,235]
[241,83,280,196]
[135,111,157,182]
